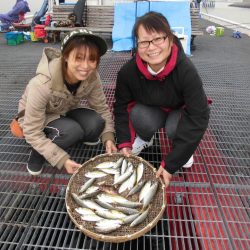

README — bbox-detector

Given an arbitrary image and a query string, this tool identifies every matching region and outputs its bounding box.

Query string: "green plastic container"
[215,27,225,37]
[5,32,24,46]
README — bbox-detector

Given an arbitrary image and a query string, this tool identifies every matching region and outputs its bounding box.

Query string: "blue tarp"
[112,1,191,55]
[112,2,136,51]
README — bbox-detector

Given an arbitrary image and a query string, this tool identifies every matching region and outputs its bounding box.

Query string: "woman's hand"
[120,147,132,157]
[105,140,117,155]
[64,159,81,174]
[156,166,172,187]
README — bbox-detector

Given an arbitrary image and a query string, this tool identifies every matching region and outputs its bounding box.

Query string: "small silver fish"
[79,186,100,199]
[122,213,140,224]
[120,159,128,175]
[96,219,122,228]
[130,207,150,227]
[81,214,103,222]
[142,182,159,209]
[114,166,133,185]
[118,175,132,194]
[118,168,137,194]
[116,200,142,208]
[79,178,96,193]
[95,220,122,233]
[79,199,107,211]
[113,157,124,169]
[99,168,119,175]
[95,161,116,169]
[85,186,99,194]
[71,193,88,207]
[85,171,107,179]
[95,199,115,210]
[136,163,144,183]
[127,180,146,197]
[127,161,134,169]
[115,206,139,215]
[139,180,152,202]
[95,209,126,220]
[127,169,137,190]
[97,193,129,204]
[114,171,120,184]
[75,207,95,216]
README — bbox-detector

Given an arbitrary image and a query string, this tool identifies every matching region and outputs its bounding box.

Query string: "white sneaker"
[182,155,194,168]
[84,138,101,146]
[132,136,154,155]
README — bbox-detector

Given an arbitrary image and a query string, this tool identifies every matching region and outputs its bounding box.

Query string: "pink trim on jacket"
[117,101,136,150]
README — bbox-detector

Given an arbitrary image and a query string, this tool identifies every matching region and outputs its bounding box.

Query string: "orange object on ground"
[10,118,24,138]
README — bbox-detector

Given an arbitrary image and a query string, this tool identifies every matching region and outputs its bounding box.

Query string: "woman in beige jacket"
[18,29,117,175]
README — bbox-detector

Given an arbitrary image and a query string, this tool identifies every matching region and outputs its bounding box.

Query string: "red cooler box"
[34,24,46,39]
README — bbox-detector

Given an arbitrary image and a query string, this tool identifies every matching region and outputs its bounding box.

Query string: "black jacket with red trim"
[114,38,210,174]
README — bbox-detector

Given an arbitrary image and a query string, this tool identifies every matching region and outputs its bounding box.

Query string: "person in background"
[0,0,30,31]
[17,29,117,175]
[114,12,210,187]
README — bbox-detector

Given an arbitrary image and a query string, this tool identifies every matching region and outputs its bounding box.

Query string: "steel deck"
[0,19,249,250]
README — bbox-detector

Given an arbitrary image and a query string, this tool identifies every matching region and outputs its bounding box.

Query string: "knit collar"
[136,43,178,80]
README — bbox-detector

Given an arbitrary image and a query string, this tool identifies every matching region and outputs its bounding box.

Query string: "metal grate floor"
[0,21,249,250]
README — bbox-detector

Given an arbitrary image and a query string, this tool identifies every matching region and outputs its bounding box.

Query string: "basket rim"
[66,153,166,243]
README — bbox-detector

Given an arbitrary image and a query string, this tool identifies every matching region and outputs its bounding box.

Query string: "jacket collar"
[49,57,66,92]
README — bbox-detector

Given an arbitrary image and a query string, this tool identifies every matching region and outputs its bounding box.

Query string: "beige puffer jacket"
[18,47,115,169]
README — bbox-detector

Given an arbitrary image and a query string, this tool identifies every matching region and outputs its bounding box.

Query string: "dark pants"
[45,108,105,149]
[29,108,105,165]
[73,0,86,26]
[130,103,181,141]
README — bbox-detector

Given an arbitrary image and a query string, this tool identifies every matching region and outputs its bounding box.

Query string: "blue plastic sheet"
[112,1,191,55]
[112,2,136,51]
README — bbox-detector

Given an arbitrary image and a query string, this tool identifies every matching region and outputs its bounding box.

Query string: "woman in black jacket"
[114,12,210,187]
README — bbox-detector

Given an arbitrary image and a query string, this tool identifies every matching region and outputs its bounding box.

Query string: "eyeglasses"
[137,36,168,49]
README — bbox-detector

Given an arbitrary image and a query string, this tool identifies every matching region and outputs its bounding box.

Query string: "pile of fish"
[71,157,159,234]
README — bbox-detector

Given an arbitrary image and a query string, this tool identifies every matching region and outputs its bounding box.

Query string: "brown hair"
[61,36,101,77]
[133,11,174,46]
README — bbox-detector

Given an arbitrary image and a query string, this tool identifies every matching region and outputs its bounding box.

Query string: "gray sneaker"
[131,136,154,155]
[182,155,194,168]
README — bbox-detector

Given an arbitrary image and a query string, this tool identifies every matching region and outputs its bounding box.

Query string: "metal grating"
[0,20,249,250]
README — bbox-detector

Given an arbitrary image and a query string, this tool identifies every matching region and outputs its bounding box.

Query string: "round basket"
[66,153,166,243]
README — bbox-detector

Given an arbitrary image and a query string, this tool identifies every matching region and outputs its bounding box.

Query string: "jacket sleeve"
[164,61,210,174]
[114,69,133,148]
[86,73,115,144]
[23,79,69,169]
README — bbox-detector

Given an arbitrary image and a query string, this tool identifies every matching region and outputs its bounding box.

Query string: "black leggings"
[130,103,181,141]
[44,108,105,149]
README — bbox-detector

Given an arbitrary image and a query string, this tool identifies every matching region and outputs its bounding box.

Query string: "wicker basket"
[66,153,166,243]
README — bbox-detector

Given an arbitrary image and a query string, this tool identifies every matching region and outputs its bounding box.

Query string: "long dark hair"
[133,11,174,47]
[61,36,101,78]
